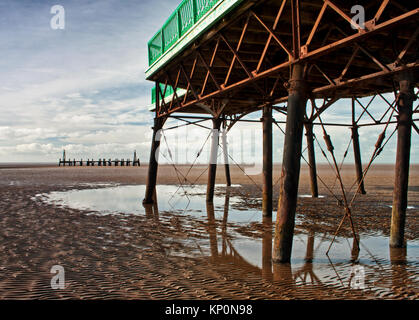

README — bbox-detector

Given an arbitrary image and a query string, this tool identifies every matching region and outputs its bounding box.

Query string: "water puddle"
[35,184,419,298]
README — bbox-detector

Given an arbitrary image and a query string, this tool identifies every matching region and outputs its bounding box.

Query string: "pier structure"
[143,0,418,262]
[59,150,141,167]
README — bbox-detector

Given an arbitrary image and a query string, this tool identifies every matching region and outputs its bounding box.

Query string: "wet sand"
[0,164,418,299]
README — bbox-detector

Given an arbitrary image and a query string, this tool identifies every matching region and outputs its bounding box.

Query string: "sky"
[0,0,417,165]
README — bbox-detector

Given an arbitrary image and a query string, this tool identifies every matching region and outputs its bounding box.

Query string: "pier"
[59,150,141,167]
[144,0,419,263]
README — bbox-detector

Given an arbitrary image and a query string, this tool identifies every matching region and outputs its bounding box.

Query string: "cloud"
[0,0,417,165]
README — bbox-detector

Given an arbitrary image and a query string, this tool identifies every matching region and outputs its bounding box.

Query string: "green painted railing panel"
[196,0,218,21]
[178,0,195,36]
[148,31,163,66]
[147,0,222,66]
[151,84,175,104]
[162,12,180,52]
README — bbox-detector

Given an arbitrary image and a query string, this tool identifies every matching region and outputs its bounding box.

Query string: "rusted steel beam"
[220,34,266,96]
[390,73,415,248]
[250,10,291,58]
[302,9,419,61]
[224,13,250,86]
[256,0,287,74]
[325,0,364,31]
[198,43,221,96]
[155,7,418,118]
[304,122,318,198]
[291,0,301,59]
[180,62,198,100]
[374,0,390,24]
[310,97,338,121]
[393,26,419,67]
[262,104,273,217]
[273,64,307,263]
[311,62,419,96]
[305,2,327,49]
[207,118,222,202]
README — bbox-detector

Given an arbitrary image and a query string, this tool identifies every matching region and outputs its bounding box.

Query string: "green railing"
[151,84,186,104]
[148,0,220,66]
[151,84,175,104]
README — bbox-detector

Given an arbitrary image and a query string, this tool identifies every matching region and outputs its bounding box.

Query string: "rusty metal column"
[273,64,307,263]
[143,117,164,204]
[351,125,366,194]
[390,74,415,248]
[351,98,366,194]
[304,122,318,198]
[207,118,222,202]
[262,104,273,217]
[221,124,232,187]
[143,83,164,205]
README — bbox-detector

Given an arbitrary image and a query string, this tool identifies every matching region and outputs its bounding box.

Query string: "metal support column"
[143,83,165,204]
[143,117,164,204]
[351,125,366,195]
[221,123,232,187]
[262,105,273,217]
[351,98,366,194]
[390,74,415,248]
[207,118,222,202]
[304,122,318,198]
[273,63,307,263]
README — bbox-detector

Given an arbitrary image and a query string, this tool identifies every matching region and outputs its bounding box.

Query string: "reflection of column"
[206,202,218,260]
[273,263,294,290]
[390,246,407,265]
[294,231,322,286]
[143,202,160,224]
[390,247,408,295]
[351,235,360,262]
[221,188,230,255]
[144,204,153,219]
[153,200,159,223]
[305,231,315,263]
[262,216,273,281]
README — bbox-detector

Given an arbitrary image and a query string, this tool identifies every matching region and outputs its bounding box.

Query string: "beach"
[0,164,418,299]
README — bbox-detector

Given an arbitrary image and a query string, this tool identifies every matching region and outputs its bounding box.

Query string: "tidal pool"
[35,183,419,298]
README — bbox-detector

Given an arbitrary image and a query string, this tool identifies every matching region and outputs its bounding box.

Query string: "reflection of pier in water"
[143,188,415,297]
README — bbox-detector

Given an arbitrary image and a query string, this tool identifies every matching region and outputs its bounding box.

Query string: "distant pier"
[59,150,140,167]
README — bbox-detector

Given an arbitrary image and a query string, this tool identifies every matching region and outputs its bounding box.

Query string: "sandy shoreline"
[0,165,418,299]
